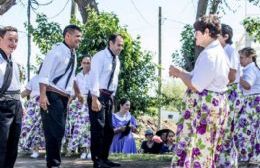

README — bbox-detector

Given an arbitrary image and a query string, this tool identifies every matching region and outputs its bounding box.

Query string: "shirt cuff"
[191,79,204,92]
[91,90,100,97]
[38,77,50,85]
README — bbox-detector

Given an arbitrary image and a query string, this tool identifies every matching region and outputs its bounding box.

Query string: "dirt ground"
[15,157,171,168]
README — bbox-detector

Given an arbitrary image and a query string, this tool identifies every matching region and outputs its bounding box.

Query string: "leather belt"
[99,89,113,97]
[46,86,70,98]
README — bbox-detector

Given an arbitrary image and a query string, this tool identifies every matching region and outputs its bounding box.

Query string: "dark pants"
[87,92,114,162]
[40,91,68,168]
[0,100,22,168]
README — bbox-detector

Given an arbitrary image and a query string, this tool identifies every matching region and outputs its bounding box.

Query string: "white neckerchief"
[114,111,131,121]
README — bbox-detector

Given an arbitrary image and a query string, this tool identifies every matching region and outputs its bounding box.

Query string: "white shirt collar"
[114,111,131,121]
[243,62,255,71]
[204,39,221,50]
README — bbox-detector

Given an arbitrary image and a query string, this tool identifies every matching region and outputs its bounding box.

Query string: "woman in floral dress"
[217,23,242,168]
[234,47,260,165]
[19,75,45,158]
[169,15,230,168]
[65,57,91,159]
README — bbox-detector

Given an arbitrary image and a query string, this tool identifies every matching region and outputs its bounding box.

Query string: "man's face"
[109,36,124,56]
[66,30,82,49]
[0,31,18,56]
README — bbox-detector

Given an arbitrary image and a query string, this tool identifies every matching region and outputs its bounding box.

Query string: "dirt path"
[15,157,171,168]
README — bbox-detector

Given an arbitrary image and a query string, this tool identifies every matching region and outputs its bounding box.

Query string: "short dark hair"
[63,25,81,38]
[108,33,123,45]
[0,26,18,38]
[193,15,221,39]
[221,24,233,44]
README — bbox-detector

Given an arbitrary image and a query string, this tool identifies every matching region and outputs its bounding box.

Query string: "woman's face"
[195,29,211,47]
[120,101,131,113]
[160,132,167,142]
[240,54,252,67]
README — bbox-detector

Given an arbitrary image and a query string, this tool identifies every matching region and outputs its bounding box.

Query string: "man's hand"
[39,94,50,111]
[91,96,101,112]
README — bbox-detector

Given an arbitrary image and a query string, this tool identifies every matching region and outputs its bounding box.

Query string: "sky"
[1,0,260,82]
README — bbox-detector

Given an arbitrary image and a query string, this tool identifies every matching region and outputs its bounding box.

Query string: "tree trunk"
[210,0,222,14]
[74,0,98,24]
[0,0,16,15]
[195,0,209,59]
[196,0,209,20]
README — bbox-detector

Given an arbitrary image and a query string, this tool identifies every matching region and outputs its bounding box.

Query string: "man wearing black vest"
[88,34,124,168]
[0,26,22,168]
[39,25,82,168]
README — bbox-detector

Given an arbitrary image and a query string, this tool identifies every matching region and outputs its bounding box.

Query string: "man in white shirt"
[0,26,22,168]
[88,34,123,168]
[39,25,82,168]
[219,23,240,84]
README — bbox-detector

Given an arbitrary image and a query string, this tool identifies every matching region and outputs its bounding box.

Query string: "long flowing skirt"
[19,96,45,151]
[171,89,229,168]
[234,94,259,163]
[217,84,243,168]
[64,98,91,152]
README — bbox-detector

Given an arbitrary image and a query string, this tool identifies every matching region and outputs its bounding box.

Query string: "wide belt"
[46,86,70,98]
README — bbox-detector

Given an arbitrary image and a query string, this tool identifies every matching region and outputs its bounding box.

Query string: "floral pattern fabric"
[64,98,91,152]
[234,94,260,163]
[171,89,229,168]
[19,96,45,151]
[217,84,243,168]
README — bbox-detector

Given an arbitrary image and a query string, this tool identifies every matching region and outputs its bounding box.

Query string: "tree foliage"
[30,10,157,117]
[243,17,260,43]
[171,25,195,71]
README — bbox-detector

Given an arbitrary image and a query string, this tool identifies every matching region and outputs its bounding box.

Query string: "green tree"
[243,17,260,43]
[171,25,195,71]
[30,10,157,117]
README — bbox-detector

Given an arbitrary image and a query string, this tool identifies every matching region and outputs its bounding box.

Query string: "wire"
[47,0,70,19]
[164,18,188,25]
[130,0,153,26]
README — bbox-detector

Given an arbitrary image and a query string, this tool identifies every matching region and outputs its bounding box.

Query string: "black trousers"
[87,93,114,162]
[0,99,22,168]
[40,91,68,168]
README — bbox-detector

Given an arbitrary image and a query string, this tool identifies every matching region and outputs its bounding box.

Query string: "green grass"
[109,153,172,161]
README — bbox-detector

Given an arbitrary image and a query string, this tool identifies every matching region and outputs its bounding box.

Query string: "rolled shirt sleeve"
[191,54,215,92]
[243,67,257,87]
[38,49,59,85]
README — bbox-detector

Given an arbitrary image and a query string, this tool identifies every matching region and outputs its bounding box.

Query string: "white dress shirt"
[75,71,90,95]
[38,43,77,95]
[242,62,260,96]
[224,44,241,83]
[26,75,40,98]
[89,48,120,97]
[191,40,229,92]
[0,54,20,91]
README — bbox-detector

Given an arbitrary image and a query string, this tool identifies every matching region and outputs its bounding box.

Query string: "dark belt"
[0,90,20,100]
[99,89,113,97]
[46,86,70,98]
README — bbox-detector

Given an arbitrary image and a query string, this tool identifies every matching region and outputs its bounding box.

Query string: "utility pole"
[27,0,31,81]
[158,6,162,130]
[71,0,76,19]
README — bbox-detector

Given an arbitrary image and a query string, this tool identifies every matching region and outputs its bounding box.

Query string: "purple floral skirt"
[19,96,45,151]
[64,98,91,152]
[171,89,229,168]
[234,94,259,163]
[217,83,243,168]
